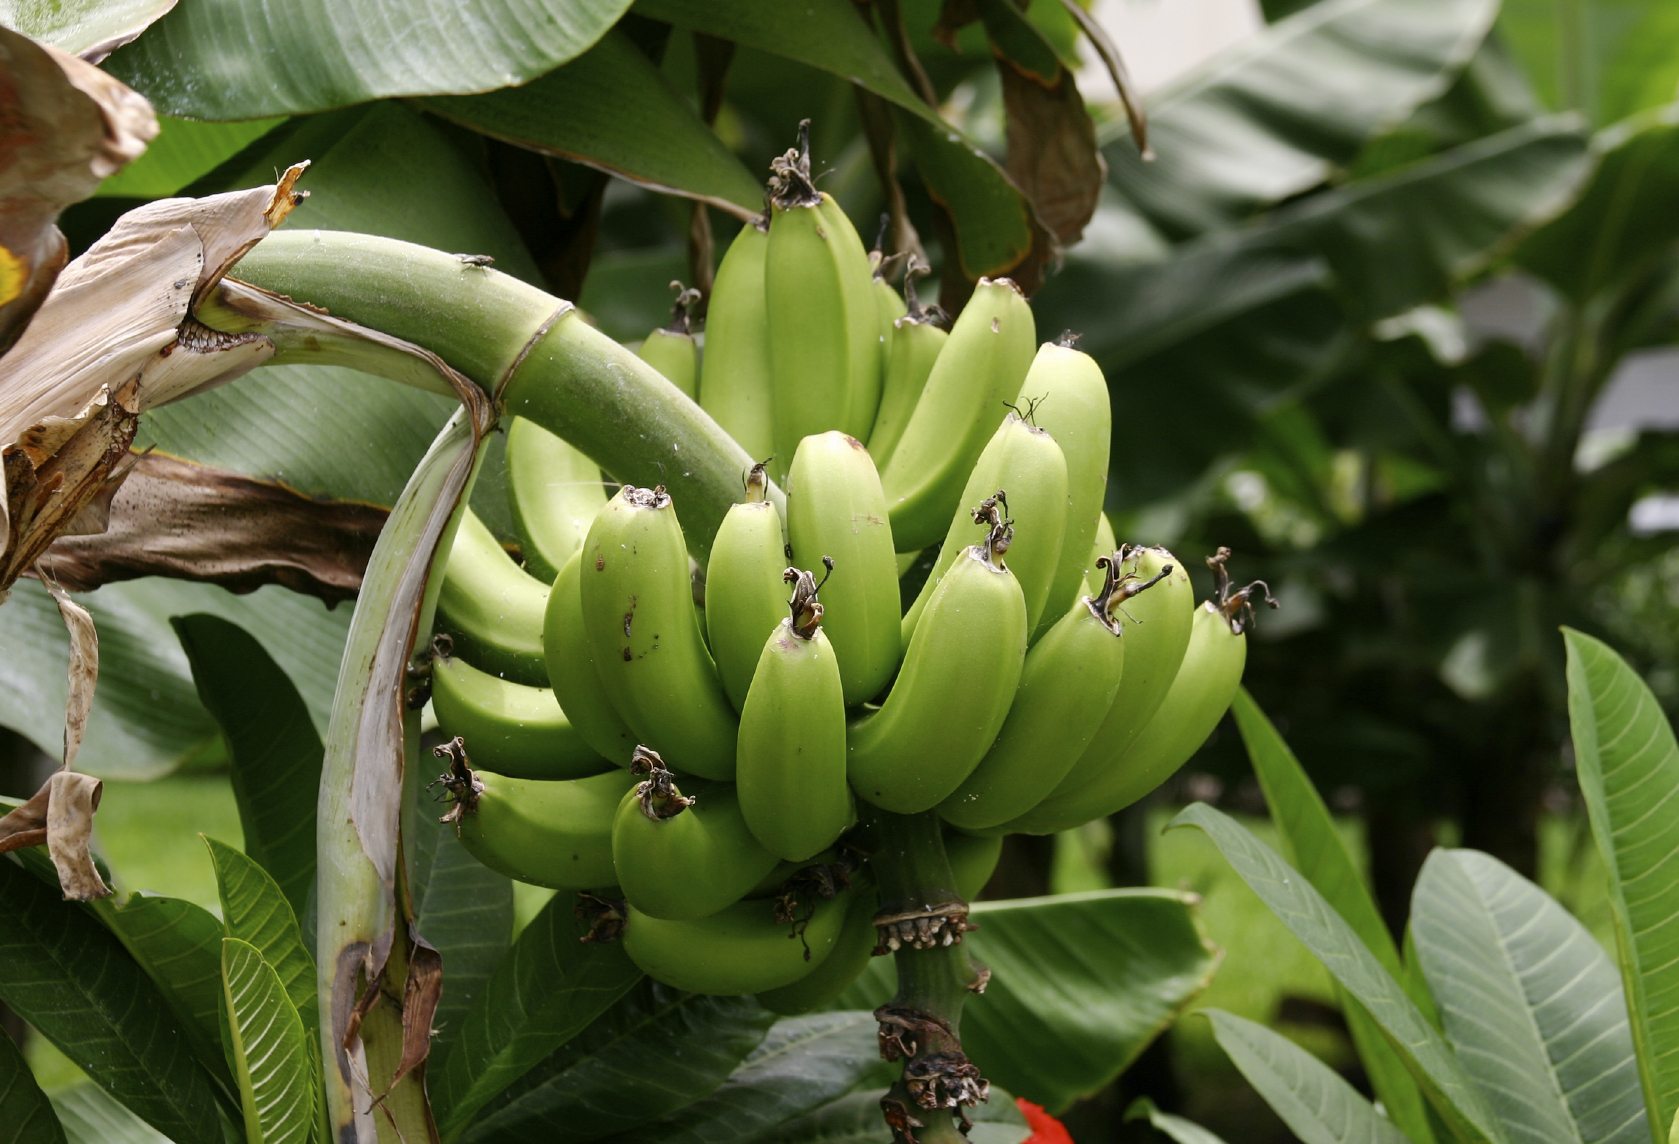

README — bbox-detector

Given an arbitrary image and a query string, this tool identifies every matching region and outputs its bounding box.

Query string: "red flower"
[1016,1097,1074,1143]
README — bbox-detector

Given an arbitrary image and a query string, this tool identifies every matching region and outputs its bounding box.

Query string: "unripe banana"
[579,486,738,779]
[436,509,549,687]
[764,124,881,475]
[1084,511,1117,596]
[621,886,851,996]
[847,522,1028,814]
[433,740,625,890]
[946,830,1004,901]
[1001,547,1198,835]
[703,464,792,711]
[785,431,900,705]
[1018,340,1112,639]
[737,569,854,861]
[697,219,774,461]
[610,747,779,920]
[900,413,1070,642]
[504,416,607,584]
[430,651,611,781]
[937,568,1128,832]
[755,886,877,1014]
[636,284,702,399]
[878,276,1036,550]
[541,548,641,767]
[867,269,949,468]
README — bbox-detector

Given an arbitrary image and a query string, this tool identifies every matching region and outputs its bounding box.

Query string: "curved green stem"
[868,808,987,1143]
[206,229,776,555]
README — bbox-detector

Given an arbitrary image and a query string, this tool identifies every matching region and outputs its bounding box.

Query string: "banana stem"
[868,808,988,1144]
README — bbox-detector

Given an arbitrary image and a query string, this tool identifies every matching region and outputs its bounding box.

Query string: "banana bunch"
[423,125,1276,1002]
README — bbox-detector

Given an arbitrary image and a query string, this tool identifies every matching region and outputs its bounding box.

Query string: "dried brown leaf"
[0,781,52,854]
[997,59,1106,247]
[35,451,387,602]
[43,577,98,771]
[44,770,108,900]
[393,938,443,1089]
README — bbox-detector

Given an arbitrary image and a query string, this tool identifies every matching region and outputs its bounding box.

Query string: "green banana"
[579,485,738,779]
[1000,546,1197,835]
[755,884,877,1014]
[703,463,792,711]
[785,431,901,705]
[1018,339,1112,639]
[610,747,779,920]
[504,416,607,584]
[433,740,625,890]
[429,651,611,781]
[697,219,775,461]
[541,548,641,767]
[621,886,851,995]
[636,283,701,399]
[1084,511,1117,596]
[764,124,881,474]
[946,830,1004,901]
[847,519,1028,814]
[436,509,549,687]
[899,412,1070,642]
[866,263,948,468]
[1033,554,1275,828]
[878,276,1036,550]
[937,561,1128,832]
[736,567,854,861]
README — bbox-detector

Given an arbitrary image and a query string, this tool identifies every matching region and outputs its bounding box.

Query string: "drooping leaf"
[461,985,773,1143]
[1564,627,1679,1140]
[838,890,1218,1113]
[1410,849,1644,1144]
[1102,0,1500,235]
[97,117,286,199]
[174,614,322,919]
[1232,689,1433,1141]
[1169,804,1503,1143]
[424,31,762,215]
[220,937,313,1144]
[0,1025,66,1144]
[105,0,635,117]
[1205,1010,1409,1144]
[0,857,223,1142]
[204,836,316,1034]
[429,890,642,1140]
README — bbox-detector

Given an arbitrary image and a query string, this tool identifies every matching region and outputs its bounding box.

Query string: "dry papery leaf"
[0,163,309,597]
[0,25,157,353]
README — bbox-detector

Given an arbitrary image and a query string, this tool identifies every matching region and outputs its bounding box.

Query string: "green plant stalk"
[868,807,986,1144]
[207,229,775,556]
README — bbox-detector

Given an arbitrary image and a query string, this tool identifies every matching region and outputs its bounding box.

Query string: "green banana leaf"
[96,118,288,200]
[0,859,226,1143]
[1564,627,1679,1141]
[1170,803,1504,1143]
[1102,0,1500,236]
[1205,1010,1408,1144]
[1231,689,1434,1142]
[104,0,634,116]
[428,889,643,1141]
[0,0,173,57]
[219,938,314,1144]
[205,837,318,1035]
[1499,0,1679,126]
[460,986,774,1143]
[1409,849,1644,1144]
[0,1025,65,1144]
[174,614,323,920]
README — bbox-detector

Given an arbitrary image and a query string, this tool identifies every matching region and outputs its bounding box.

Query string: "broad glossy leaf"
[0,1026,65,1144]
[402,772,513,1055]
[1499,0,1679,126]
[0,0,174,58]
[429,891,642,1140]
[174,614,321,919]
[462,985,772,1143]
[106,0,634,117]
[205,837,316,1034]
[1564,628,1679,1139]
[97,117,285,199]
[425,32,762,214]
[1206,1010,1409,1144]
[1232,689,1433,1141]
[1104,0,1499,235]
[1170,804,1503,1143]
[0,858,223,1142]
[220,938,313,1144]
[49,1083,170,1144]
[1516,106,1679,304]
[1411,849,1644,1144]
[839,890,1218,1113]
